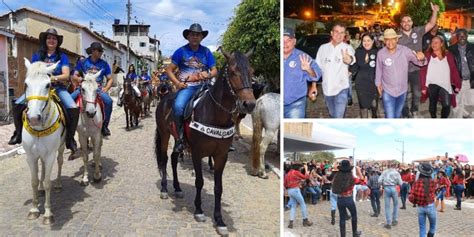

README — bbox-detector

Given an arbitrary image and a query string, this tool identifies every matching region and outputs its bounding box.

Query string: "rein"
[79,87,103,129]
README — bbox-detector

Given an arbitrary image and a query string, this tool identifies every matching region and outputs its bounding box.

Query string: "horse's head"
[81,70,101,118]
[24,58,59,126]
[123,77,132,95]
[220,47,256,114]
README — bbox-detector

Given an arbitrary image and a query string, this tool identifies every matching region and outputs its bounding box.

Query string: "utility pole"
[126,0,131,67]
[395,139,405,164]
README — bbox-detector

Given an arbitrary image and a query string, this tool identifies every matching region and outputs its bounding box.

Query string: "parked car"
[295,33,331,59]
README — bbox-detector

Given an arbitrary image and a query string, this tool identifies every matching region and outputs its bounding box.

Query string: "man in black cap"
[165,23,217,152]
[72,42,113,136]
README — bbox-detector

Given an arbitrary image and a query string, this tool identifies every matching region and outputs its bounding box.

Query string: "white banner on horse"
[190,121,235,139]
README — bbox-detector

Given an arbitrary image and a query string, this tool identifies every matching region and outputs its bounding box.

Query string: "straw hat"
[382,28,401,40]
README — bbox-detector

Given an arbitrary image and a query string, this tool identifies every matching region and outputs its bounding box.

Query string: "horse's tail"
[251,106,263,171]
[154,128,164,170]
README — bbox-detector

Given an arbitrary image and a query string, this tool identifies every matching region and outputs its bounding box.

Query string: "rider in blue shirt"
[118,64,141,106]
[166,23,217,152]
[139,69,152,96]
[72,42,113,136]
[8,28,80,157]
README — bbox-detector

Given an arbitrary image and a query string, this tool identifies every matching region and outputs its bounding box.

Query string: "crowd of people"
[284,3,474,118]
[284,157,474,236]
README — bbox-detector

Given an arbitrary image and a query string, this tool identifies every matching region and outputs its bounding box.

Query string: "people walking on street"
[368,168,382,217]
[375,29,427,118]
[283,27,322,118]
[350,33,379,118]
[452,168,466,210]
[316,22,356,118]
[420,36,461,118]
[409,163,437,237]
[378,162,403,229]
[332,160,362,237]
[448,29,474,118]
[398,2,440,118]
[400,165,413,209]
[72,42,114,137]
[165,23,217,152]
[8,28,80,157]
[435,169,449,212]
[284,163,313,229]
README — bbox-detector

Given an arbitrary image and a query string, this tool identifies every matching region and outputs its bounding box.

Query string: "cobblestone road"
[0,107,280,236]
[284,197,474,237]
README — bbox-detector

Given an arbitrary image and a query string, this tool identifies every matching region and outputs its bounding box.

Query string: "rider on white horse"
[71,42,114,137]
[8,28,79,157]
[166,23,218,152]
[117,64,141,106]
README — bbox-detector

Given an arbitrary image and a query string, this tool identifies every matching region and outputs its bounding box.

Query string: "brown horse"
[138,81,152,117]
[123,78,141,129]
[154,48,256,235]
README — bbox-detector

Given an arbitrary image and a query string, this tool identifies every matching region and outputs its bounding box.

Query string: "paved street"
[0,106,280,236]
[284,197,474,237]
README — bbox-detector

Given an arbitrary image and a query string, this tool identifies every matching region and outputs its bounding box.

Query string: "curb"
[0,146,23,161]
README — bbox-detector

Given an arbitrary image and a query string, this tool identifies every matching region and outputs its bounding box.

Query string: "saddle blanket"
[189,121,235,139]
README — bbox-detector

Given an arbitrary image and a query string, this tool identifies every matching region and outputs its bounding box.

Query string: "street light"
[304,10,312,18]
[395,139,405,164]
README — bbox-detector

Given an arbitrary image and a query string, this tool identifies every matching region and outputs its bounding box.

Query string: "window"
[139,42,146,47]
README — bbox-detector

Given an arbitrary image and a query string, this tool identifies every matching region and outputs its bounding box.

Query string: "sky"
[315,120,474,165]
[0,0,241,56]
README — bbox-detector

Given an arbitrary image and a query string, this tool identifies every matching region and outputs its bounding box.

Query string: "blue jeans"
[284,96,306,118]
[382,91,407,118]
[330,190,338,211]
[400,183,410,207]
[324,88,348,118]
[417,203,436,237]
[304,186,321,204]
[384,186,399,225]
[436,188,446,200]
[454,184,465,208]
[287,187,308,221]
[173,85,200,118]
[71,88,112,127]
[15,86,77,109]
[370,188,381,214]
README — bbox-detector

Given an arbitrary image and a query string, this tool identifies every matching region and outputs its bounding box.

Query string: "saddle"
[75,93,106,120]
[183,85,209,120]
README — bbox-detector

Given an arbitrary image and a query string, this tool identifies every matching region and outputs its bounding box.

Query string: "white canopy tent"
[284,122,357,152]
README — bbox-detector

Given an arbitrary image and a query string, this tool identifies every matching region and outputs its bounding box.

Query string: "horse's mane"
[26,62,50,79]
[233,51,251,80]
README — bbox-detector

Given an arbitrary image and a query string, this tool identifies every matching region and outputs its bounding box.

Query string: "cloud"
[373,125,395,135]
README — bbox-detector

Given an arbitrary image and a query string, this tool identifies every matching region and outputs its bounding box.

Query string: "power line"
[72,0,111,27]
[91,0,117,20]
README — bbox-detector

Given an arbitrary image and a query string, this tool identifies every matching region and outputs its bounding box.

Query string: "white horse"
[76,71,104,186]
[22,58,66,224]
[250,92,280,179]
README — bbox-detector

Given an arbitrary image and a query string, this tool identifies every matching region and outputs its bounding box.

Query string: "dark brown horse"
[138,80,152,117]
[154,48,256,235]
[123,78,141,129]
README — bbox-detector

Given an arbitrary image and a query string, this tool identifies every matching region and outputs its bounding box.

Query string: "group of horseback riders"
[8,23,217,156]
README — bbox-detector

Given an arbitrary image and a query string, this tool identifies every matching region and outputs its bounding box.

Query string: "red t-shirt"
[452,175,464,185]
[401,173,412,183]
[284,170,309,189]
[437,176,449,188]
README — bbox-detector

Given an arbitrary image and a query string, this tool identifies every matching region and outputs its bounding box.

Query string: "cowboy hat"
[382,28,401,40]
[417,163,433,177]
[86,42,104,55]
[284,27,295,38]
[338,160,353,173]
[39,28,63,47]
[182,23,208,39]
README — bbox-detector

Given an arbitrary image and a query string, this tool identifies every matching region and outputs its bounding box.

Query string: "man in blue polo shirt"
[139,68,152,96]
[72,42,113,136]
[166,23,217,152]
[284,28,322,118]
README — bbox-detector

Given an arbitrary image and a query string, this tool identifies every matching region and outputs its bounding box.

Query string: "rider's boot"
[65,108,79,157]
[8,103,27,145]
[173,118,185,153]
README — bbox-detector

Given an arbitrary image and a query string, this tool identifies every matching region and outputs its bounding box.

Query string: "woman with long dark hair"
[349,33,379,118]
[464,164,472,199]
[284,163,313,229]
[332,160,362,237]
[118,64,141,106]
[399,165,412,209]
[452,168,465,210]
[8,28,79,158]
[435,169,449,212]
[420,36,461,118]
[409,163,437,237]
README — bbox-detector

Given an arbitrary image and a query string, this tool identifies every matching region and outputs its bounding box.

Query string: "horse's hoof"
[216,226,229,236]
[27,212,40,220]
[38,190,45,197]
[93,176,102,183]
[160,192,169,199]
[194,214,206,222]
[80,181,89,186]
[43,216,54,225]
[174,191,184,199]
[258,173,269,179]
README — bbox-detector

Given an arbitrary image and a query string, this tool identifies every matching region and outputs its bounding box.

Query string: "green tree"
[396,0,445,26]
[221,0,280,91]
